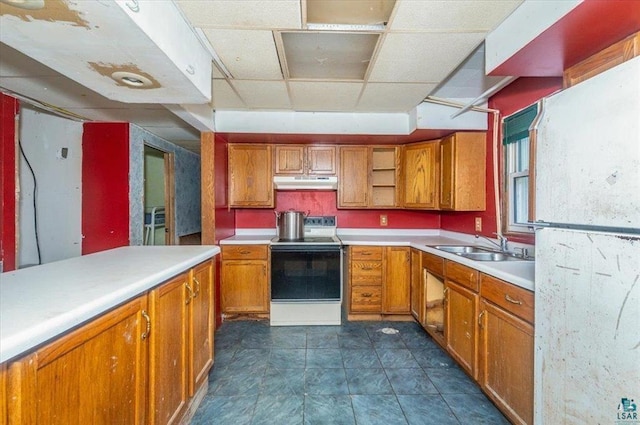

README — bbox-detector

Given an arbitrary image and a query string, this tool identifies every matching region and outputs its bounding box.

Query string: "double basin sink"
[432,245,533,262]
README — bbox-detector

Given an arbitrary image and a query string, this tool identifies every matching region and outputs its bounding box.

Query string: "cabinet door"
[149,274,189,425]
[403,142,439,209]
[439,135,455,209]
[228,144,273,207]
[274,145,305,175]
[338,146,369,208]
[307,145,336,175]
[383,247,411,314]
[479,300,534,425]
[189,260,214,397]
[6,297,149,425]
[410,248,423,321]
[221,260,269,313]
[445,280,478,378]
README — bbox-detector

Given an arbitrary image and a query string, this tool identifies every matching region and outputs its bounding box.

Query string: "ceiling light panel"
[390,0,523,31]
[306,0,396,25]
[282,32,379,80]
[175,0,302,29]
[232,80,291,110]
[368,32,485,83]
[357,83,437,112]
[212,79,247,109]
[202,29,283,80]
[289,81,362,111]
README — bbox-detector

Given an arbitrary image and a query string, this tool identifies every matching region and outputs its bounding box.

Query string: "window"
[502,104,538,234]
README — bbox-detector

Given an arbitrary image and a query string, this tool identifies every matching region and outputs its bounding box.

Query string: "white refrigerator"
[534,57,640,424]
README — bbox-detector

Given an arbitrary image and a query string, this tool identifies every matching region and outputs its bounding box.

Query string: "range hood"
[273,175,338,190]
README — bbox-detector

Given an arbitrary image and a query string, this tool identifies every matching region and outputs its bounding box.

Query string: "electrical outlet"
[475,217,482,232]
[380,214,388,226]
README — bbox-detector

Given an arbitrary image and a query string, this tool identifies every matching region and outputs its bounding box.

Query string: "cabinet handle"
[361,252,372,256]
[362,293,373,297]
[141,310,151,340]
[361,267,373,271]
[185,282,195,304]
[239,250,251,255]
[193,276,201,297]
[505,294,523,305]
[478,310,486,327]
[443,287,448,305]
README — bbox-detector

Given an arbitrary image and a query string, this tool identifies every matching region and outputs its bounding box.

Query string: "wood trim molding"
[201,132,215,245]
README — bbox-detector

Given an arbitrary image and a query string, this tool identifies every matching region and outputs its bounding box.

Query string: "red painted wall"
[1,94,18,271]
[82,122,130,254]
[440,77,563,243]
[236,190,440,229]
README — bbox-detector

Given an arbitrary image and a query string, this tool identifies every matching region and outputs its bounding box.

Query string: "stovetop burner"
[271,236,340,244]
[271,215,340,246]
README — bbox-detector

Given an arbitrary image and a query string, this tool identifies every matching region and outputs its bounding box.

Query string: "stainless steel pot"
[275,210,307,240]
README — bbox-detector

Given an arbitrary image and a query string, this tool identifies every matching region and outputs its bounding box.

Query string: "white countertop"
[0,245,220,363]
[220,229,535,292]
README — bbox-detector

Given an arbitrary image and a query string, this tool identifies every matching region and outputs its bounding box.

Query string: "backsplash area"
[235,191,440,229]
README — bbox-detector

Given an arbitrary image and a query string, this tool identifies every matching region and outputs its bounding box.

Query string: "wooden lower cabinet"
[6,296,149,425]
[189,261,214,396]
[221,245,269,314]
[479,273,535,425]
[445,280,478,379]
[410,248,424,323]
[422,252,446,347]
[479,300,534,425]
[4,260,215,425]
[383,246,410,314]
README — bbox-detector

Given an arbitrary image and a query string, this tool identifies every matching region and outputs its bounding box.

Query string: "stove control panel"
[304,216,336,227]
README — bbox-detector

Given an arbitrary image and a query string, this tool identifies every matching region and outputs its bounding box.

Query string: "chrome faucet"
[475,233,508,252]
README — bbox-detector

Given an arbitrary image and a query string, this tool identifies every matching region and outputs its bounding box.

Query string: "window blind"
[503,104,538,145]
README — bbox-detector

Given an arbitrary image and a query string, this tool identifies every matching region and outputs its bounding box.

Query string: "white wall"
[18,106,82,267]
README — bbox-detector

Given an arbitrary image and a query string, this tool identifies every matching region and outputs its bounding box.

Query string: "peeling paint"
[0,0,90,28]
[88,62,161,89]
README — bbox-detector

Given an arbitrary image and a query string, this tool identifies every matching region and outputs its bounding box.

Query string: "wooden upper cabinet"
[563,31,640,88]
[339,146,369,208]
[439,132,486,211]
[403,141,439,209]
[228,144,273,208]
[274,145,336,175]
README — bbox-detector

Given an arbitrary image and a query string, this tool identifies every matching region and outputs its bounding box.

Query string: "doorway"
[143,145,175,245]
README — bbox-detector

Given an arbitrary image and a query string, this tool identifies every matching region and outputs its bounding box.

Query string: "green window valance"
[503,104,538,145]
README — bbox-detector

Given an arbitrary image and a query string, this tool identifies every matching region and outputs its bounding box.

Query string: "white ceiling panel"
[212,79,247,110]
[357,82,436,112]
[175,0,302,29]
[232,80,291,110]
[391,0,523,32]
[368,32,485,83]
[202,29,283,80]
[289,81,362,111]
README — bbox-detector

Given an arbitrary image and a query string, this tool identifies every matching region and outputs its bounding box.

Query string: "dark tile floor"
[191,320,510,425]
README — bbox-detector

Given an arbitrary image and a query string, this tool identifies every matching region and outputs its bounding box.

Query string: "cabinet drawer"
[351,286,382,312]
[445,260,479,292]
[351,261,383,285]
[222,245,268,260]
[480,274,534,323]
[422,252,444,278]
[351,246,383,261]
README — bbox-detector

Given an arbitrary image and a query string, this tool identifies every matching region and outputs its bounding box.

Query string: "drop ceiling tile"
[368,32,485,83]
[282,32,379,80]
[289,81,362,111]
[212,79,247,110]
[202,29,283,80]
[175,0,301,29]
[357,82,436,112]
[232,80,291,110]
[390,0,523,31]
[306,0,396,25]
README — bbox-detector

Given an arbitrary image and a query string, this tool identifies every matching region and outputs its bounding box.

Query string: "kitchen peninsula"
[0,245,219,424]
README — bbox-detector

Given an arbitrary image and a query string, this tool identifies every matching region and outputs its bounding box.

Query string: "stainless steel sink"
[431,245,533,262]
[432,245,495,254]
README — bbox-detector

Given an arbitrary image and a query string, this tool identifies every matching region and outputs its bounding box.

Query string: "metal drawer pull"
[361,267,373,271]
[362,293,373,297]
[239,250,251,255]
[505,294,523,305]
[478,310,485,327]
[193,277,201,297]
[185,282,195,303]
[362,252,372,255]
[141,310,151,340]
